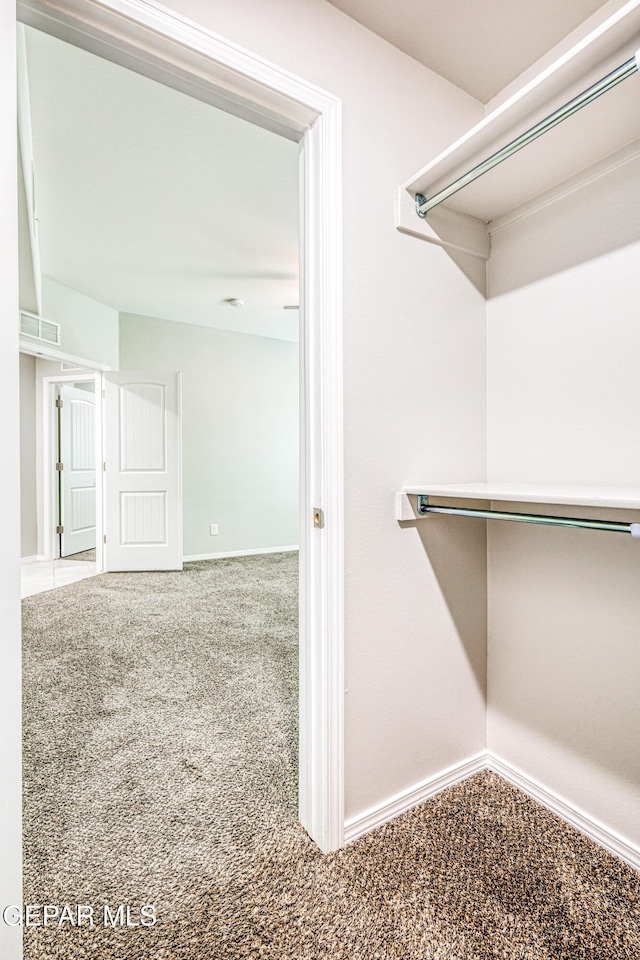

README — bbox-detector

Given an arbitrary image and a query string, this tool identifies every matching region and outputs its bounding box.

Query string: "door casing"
[58,383,98,558]
[42,373,104,570]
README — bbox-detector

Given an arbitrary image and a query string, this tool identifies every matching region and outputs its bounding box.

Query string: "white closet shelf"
[397,1,640,254]
[401,484,640,510]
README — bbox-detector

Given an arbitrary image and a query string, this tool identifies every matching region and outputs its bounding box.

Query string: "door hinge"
[56,524,64,534]
[103,461,106,471]
[55,397,63,409]
[55,462,64,472]
[103,534,107,544]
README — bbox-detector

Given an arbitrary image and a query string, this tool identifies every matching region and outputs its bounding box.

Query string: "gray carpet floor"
[64,548,96,562]
[22,553,640,958]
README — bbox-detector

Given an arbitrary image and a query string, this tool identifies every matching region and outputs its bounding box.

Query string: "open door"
[103,371,182,572]
[59,383,97,557]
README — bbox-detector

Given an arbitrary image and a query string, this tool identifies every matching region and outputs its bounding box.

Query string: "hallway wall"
[40,276,119,369]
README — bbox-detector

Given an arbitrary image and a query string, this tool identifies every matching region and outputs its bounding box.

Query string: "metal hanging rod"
[416,52,640,218]
[415,496,640,538]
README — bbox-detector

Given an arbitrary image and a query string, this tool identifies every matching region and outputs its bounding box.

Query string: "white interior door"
[103,371,182,572]
[59,384,96,557]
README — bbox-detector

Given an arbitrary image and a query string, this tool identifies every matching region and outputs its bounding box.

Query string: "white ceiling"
[23,26,300,343]
[325,0,612,103]
[22,3,616,342]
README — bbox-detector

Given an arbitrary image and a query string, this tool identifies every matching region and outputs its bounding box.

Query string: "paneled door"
[60,384,97,557]
[103,372,182,572]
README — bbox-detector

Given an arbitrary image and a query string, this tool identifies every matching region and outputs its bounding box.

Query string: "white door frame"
[19,336,112,370]
[16,0,345,853]
[41,373,104,570]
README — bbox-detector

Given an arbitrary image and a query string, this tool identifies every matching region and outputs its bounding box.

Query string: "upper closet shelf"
[397,1,640,257]
[400,483,640,510]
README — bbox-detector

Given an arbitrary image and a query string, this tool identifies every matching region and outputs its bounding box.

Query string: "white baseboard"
[183,545,299,562]
[21,555,45,564]
[486,751,640,873]
[344,749,640,872]
[344,752,487,844]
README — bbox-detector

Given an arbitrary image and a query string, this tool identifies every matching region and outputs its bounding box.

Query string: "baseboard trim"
[344,752,487,844]
[486,751,640,873]
[21,555,45,564]
[344,750,640,871]
[183,545,299,562]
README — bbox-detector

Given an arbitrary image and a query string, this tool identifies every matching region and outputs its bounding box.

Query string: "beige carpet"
[22,553,640,958]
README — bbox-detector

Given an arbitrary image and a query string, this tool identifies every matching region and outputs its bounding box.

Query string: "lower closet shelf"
[396,483,640,537]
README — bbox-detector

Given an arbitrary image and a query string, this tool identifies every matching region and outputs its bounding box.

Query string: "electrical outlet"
[209,524,219,536]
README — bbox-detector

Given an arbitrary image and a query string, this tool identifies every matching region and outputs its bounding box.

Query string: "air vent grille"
[20,311,61,346]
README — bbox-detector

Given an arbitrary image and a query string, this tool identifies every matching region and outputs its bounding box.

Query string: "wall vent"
[20,311,61,346]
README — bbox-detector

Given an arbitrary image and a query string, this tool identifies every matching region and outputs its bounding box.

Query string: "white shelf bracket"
[395,188,490,260]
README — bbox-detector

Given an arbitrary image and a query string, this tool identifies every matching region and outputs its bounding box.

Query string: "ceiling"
[22,26,300,343]
[325,0,612,103]
[21,3,616,342]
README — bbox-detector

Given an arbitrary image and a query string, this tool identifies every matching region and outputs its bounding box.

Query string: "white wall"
[487,158,640,847]
[41,275,119,368]
[119,312,299,558]
[19,353,37,558]
[163,0,488,819]
[0,3,23,956]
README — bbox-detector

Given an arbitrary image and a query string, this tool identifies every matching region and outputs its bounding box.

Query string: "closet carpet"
[22,553,640,959]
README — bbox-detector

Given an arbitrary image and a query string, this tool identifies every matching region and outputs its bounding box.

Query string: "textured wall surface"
[487,157,640,848]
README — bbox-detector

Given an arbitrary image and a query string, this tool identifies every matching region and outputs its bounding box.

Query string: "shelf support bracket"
[415,193,427,219]
[395,188,490,261]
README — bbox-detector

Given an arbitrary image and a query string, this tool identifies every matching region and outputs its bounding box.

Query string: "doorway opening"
[19,354,104,597]
[5,11,342,953]
[56,379,97,560]
[18,33,299,573]
[16,12,339,950]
